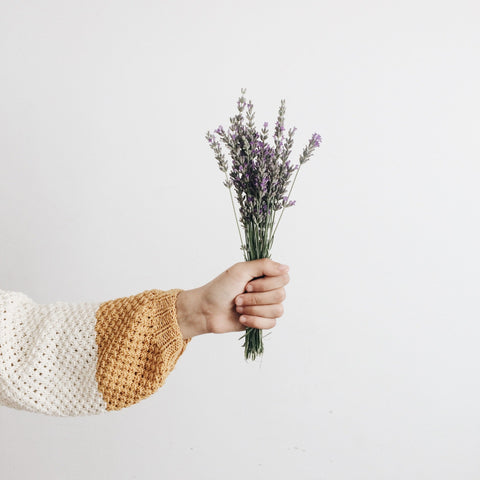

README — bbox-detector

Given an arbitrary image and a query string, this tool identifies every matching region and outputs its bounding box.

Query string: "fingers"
[235,287,286,329]
[236,303,284,318]
[245,273,290,293]
[231,258,289,283]
[235,287,286,307]
[239,315,277,330]
[230,259,289,331]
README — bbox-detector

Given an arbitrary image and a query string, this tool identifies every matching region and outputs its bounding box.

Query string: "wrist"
[175,288,209,339]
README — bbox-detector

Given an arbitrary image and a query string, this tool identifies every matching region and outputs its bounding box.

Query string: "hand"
[175,259,290,339]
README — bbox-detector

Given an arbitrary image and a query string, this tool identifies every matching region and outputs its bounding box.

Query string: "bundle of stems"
[206,88,321,361]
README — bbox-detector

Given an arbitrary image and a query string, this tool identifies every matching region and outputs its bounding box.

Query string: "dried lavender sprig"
[260,121,269,143]
[273,99,286,161]
[281,126,297,163]
[299,132,322,164]
[205,130,228,174]
[270,132,322,240]
[206,129,245,249]
[246,99,256,137]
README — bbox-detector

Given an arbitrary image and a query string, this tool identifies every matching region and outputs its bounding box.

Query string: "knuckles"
[258,258,270,267]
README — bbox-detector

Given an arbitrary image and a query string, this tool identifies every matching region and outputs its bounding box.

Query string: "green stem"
[226,173,244,249]
[240,218,273,361]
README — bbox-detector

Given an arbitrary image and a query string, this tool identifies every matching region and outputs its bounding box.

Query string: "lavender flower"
[299,132,322,164]
[206,88,322,361]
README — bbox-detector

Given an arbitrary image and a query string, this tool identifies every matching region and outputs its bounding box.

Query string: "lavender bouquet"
[206,88,321,361]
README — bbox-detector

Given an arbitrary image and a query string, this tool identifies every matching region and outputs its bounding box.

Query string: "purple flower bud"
[263,122,268,129]
[311,133,322,147]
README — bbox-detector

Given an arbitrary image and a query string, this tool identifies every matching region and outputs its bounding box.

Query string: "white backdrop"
[1,1,479,479]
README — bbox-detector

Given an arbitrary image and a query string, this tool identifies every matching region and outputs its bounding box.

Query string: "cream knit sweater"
[0,288,191,416]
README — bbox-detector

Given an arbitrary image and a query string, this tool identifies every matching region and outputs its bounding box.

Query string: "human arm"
[0,259,289,416]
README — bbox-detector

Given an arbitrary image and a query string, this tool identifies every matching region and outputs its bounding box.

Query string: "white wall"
[1,1,479,479]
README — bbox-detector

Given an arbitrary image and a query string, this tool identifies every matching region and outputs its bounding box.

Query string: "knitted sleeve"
[0,288,191,416]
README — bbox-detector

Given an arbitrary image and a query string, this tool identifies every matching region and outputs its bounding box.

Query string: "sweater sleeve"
[0,288,191,416]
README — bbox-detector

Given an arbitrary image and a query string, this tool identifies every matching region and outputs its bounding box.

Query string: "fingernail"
[236,297,243,306]
[240,316,247,323]
[237,306,244,313]
[246,284,253,292]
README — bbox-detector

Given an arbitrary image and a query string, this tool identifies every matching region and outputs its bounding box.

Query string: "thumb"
[234,258,289,282]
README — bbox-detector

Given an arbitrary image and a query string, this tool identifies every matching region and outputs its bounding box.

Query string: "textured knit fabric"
[0,288,191,416]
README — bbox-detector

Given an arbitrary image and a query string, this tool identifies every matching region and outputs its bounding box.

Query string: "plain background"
[1,1,479,479]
